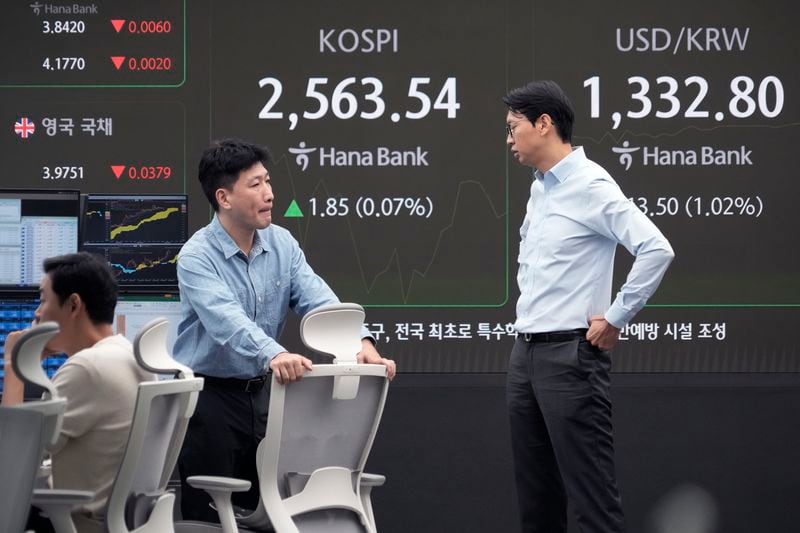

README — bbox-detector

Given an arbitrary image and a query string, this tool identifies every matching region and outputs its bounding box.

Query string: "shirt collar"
[534,146,586,185]
[210,215,267,260]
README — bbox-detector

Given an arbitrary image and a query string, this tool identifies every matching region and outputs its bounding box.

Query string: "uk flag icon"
[14,117,36,139]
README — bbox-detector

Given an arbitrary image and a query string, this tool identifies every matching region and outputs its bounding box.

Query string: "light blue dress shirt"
[174,215,350,378]
[515,147,674,334]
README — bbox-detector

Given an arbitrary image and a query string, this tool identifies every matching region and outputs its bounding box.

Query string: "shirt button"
[258,297,262,303]
[276,281,281,286]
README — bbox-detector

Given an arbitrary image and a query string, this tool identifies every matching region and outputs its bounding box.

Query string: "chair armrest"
[31,489,94,533]
[361,473,386,487]
[186,476,251,533]
[186,475,251,492]
[359,473,386,533]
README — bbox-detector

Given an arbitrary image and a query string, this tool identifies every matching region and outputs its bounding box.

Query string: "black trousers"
[178,379,269,521]
[507,336,625,533]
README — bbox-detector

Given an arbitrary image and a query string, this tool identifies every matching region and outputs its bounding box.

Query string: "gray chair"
[178,303,389,533]
[99,317,205,533]
[9,323,93,533]
[0,406,44,533]
[10,322,66,449]
[30,317,203,533]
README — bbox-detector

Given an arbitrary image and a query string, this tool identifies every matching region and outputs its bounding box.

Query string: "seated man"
[2,252,155,533]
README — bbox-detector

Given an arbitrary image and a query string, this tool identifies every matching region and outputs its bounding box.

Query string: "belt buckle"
[523,333,533,342]
[244,377,265,393]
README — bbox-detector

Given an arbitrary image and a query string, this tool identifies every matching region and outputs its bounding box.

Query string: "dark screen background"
[1,0,797,372]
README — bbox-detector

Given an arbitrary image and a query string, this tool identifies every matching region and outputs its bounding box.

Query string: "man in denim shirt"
[175,139,396,520]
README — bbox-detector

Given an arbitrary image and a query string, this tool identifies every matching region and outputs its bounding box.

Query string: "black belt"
[517,329,588,343]
[197,374,268,393]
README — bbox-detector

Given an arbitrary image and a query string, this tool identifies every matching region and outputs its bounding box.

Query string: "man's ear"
[215,187,230,210]
[67,293,81,314]
[539,113,553,133]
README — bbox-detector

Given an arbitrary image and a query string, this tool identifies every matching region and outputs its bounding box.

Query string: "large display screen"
[1,0,796,372]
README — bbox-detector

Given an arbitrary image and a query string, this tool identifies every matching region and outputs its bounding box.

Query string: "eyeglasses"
[506,115,555,138]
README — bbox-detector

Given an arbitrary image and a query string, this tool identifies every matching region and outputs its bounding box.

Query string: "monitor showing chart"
[81,194,188,292]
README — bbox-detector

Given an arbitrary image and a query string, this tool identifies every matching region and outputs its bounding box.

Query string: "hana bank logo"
[612,141,641,171]
[288,142,317,171]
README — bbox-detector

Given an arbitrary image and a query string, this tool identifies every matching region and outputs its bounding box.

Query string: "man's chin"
[256,215,272,228]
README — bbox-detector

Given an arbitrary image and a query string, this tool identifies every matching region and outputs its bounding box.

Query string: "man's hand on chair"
[357,339,396,380]
[270,352,313,384]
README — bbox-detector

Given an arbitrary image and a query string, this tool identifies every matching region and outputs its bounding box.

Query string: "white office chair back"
[11,321,67,448]
[104,317,204,533]
[257,364,388,533]
[0,406,45,533]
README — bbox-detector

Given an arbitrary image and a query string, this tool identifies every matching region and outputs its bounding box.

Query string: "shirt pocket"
[260,273,291,323]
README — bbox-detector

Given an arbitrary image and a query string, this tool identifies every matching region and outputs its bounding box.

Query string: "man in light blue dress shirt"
[504,81,674,533]
[174,139,396,520]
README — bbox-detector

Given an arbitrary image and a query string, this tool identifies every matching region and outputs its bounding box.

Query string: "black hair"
[43,252,117,324]
[198,138,273,211]
[503,80,575,143]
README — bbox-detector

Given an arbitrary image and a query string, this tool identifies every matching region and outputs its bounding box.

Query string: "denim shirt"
[515,147,674,333]
[174,215,346,378]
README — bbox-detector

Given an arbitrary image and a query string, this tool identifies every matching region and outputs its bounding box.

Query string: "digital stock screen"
[1,0,797,372]
[81,194,187,290]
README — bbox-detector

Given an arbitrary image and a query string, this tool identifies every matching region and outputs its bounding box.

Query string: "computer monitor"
[0,189,81,291]
[0,295,67,397]
[81,194,188,292]
[0,293,183,397]
[112,294,182,353]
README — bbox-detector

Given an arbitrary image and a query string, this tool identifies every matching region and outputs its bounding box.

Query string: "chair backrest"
[247,303,388,533]
[0,406,45,533]
[299,303,365,364]
[259,365,388,533]
[11,322,67,449]
[235,304,387,532]
[104,317,204,533]
[11,322,60,399]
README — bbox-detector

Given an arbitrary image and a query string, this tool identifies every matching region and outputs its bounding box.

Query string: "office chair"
[0,406,44,533]
[9,322,94,533]
[98,317,205,533]
[10,322,66,448]
[28,317,202,533]
[179,303,389,533]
